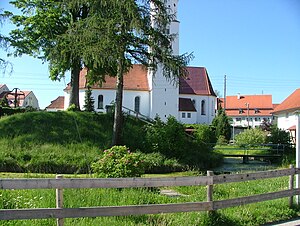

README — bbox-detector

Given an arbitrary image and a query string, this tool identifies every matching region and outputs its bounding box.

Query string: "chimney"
[237,93,240,99]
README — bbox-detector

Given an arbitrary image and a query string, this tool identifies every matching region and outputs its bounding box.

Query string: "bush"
[141,152,186,173]
[267,125,291,145]
[190,124,216,144]
[92,146,145,178]
[144,116,222,170]
[235,128,266,147]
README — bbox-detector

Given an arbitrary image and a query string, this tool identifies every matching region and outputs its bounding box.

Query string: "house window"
[98,95,103,109]
[254,108,259,114]
[187,113,191,118]
[182,113,186,118]
[236,118,242,122]
[239,109,243,114]
[134,96,140,113]
[201,100,206,115]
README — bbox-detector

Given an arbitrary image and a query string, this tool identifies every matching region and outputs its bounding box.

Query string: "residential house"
[45,96,65,112]
[0,84,9,94]
[0,85,39,109]
[272,88,300,143]
[220,94,274,129]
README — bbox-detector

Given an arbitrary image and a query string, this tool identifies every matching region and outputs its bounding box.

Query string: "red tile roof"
[74,65,149,91]
[66,65,216,96]
[220,95,274,117]
[180,67,216,96]
[272,88,300,114]
[46,96,65,110]
[179,98,196,112]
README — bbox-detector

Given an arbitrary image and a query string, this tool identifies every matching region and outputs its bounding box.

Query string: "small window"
[182,113,186,118]
[134,96,140,113]
[239,109,243,114]
[187,113,191,118]
[98,95,103,109]
[201,100,206,115]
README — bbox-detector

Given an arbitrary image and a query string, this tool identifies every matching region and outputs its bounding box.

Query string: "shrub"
[267,125,291,145]
[91,146,145,178]
[190,124,216,144]
[141,152,186,173]
[235,128,266,147]
[144,116,222,170]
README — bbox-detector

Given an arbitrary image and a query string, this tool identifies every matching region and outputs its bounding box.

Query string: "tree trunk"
[112,57,124,146]
[69,59,81,110]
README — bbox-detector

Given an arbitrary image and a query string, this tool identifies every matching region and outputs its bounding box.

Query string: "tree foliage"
[267,124,291,145]
[235,128,266,147]
[5,0,92,109]
[212,106,231,142]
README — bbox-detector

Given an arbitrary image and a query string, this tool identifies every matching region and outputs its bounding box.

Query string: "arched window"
[134,96,140,113]
[201,100,206,115]
[98,95,103,109]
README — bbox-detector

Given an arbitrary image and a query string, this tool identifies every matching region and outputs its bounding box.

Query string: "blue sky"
[1,0,300,109]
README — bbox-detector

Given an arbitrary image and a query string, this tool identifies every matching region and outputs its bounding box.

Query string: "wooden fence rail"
[1,166,300,225]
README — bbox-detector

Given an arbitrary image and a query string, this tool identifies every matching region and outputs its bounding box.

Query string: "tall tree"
[75,0,193,145]
[212,106,231,142]
[5,0,91,110]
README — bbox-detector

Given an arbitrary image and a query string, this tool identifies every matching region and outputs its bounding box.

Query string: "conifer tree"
[212,106,231,142]
[83,86,95,112]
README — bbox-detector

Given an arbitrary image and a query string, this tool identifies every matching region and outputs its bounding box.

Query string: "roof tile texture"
[71,64,216,96]
[273,88,300,113]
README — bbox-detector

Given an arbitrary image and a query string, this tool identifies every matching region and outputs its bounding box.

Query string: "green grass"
[0,111,149,173]
[0,172,300,225]
[215,144,274,155]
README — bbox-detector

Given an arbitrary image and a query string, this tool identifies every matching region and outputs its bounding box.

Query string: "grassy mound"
[0,111,148,173]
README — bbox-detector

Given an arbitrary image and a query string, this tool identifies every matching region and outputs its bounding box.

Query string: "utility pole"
[296,111,300,204]
[245,102,250,128]
[224,75,227,110]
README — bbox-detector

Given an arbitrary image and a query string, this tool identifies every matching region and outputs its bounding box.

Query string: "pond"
[212,157,279,174]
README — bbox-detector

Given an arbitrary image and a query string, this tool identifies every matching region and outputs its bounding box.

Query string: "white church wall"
[75,89,150,116]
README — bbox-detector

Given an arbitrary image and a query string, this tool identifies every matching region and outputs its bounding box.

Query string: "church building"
[61,0,217,124]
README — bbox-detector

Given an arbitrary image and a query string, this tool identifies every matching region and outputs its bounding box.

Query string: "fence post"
[56,175,64,226]
[289,165,295,207]
[207,171,214,213]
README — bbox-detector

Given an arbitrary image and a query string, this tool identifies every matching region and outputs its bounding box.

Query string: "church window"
[98,95,103,109]
[134,96,140,113]
[201,100,206,115]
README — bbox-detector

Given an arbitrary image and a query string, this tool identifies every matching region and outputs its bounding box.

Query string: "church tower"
[148,0,180,121]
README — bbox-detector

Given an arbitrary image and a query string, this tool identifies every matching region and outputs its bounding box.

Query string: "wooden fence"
[1,166,300,225]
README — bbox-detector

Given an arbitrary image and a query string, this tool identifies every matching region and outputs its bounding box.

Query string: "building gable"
[273,88,300,114]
